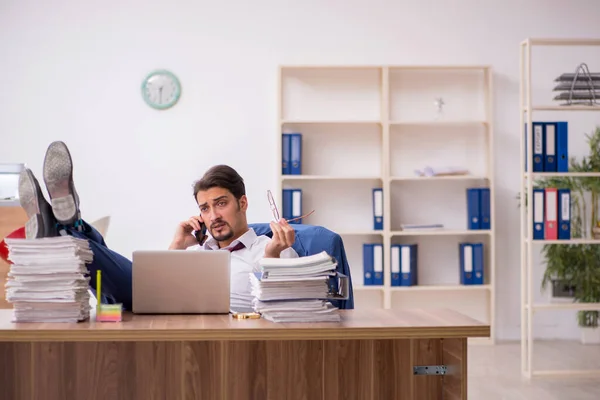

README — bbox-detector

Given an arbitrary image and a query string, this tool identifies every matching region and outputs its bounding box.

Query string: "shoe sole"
[18,169,45,239]
[43,142,79,225]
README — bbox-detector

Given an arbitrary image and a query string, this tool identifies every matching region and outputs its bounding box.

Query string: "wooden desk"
[0,308,489,400]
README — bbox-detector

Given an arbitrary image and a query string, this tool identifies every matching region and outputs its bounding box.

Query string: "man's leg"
[66,221,133,310]
[18,141,133,310]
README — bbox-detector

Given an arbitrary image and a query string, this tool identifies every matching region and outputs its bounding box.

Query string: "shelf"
[522,38,600,46]
[519,37,600,379]
[391,229,491,237]
[281,120,381,125]
[389,120,487,127]
[278,64,495,340]
[391,284,491,292]
[391,175,488,182]
[524,106,600,112]
[527,238,600,245]
[525,172,600,178]
[282,175,382,181]
[527,303,600,311]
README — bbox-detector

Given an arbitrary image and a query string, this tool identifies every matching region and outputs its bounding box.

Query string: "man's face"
[196,187,247,242]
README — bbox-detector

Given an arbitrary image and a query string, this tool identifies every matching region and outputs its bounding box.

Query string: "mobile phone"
[194,221,207,245]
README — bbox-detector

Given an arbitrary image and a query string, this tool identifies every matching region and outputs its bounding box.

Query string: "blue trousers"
[67,221,133,310]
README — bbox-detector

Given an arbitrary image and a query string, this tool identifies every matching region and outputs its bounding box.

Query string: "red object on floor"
[0,226,26,264]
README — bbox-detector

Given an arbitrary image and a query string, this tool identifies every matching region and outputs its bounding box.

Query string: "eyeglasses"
[267,190,315,223]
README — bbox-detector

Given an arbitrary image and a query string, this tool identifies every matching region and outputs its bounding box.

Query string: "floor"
[468,340,600,399]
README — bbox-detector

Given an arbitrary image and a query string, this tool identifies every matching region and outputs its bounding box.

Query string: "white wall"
[1,0,600,340]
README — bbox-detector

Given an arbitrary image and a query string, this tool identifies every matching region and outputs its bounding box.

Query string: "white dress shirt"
[187,228,298,310]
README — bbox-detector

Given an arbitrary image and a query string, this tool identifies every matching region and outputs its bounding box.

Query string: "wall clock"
[141,69,181,110]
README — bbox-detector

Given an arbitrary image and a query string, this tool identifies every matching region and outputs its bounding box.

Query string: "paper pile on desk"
[250,251,340,323]
[4,236,93,323]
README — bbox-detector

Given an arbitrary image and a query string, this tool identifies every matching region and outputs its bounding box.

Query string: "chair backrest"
[89,216,111,239]
[249,223,354,310]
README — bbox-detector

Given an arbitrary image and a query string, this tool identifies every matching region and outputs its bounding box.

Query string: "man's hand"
[169,215,205,250]
[264,218,295,258]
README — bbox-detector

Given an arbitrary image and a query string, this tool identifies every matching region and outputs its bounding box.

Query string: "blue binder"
[390,244,401,286]
[459,243,473,284]
[282,134,291,175]
[363,244,374,285]
[533,188,545,240]
[472,243,484,285]
[399,244,418,286]
[556,122,569,173]
[372,188,383,230]
[282,189,294,220]
[544,122,557,172]
[459,242,484,285]
[525,122,545,172]
[363,243,383,286]
[466,188,480,230]
[290,133,302,175]
[479,188,491,230]
[558,188,571,240]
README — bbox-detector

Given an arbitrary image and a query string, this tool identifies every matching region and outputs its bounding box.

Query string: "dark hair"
[193,165,246,201]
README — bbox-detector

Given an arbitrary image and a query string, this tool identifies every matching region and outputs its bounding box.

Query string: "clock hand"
[159,86,163,103]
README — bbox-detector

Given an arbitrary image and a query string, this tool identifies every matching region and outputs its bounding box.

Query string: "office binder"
[558,188,571,240]
[466,188,480,230]
[472,243,484,285]
[479,188,491,230]
[390,245,400,286]
[545,188,558,240]
[556,122,569,172]
[363,244,382,286]
[290,133,302,175]
[533,188,545,240]
[372,188,383,230]
[282,134,291,175]
[290,189,302,224]
[282,189,294,220]
[544,123,557,172]
[400,244,418,286]
[525,122,545,172]
[459,243,473,284]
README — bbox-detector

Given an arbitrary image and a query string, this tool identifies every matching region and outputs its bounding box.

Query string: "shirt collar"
[204,227,258,251]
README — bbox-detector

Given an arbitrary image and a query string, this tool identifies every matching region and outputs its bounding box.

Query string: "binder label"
[464,245,473,272]
[561,193,569,220]
[547,191,557,221]
[374,190,382,217]
[292,191,301,217]
[534,191,544,224]
[401,246,410,273]
[534,125,543,157]
[546,124,555,156]
[391,246,400,273]
[374,245,383,273]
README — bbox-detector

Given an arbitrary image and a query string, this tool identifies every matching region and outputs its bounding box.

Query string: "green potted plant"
[531,126,600,344]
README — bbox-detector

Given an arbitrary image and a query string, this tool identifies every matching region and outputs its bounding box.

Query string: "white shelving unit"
[520,38,600,378]
[277,65,495,343]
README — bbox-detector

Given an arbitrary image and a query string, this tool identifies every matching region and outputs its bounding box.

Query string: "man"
[17,140,299,311]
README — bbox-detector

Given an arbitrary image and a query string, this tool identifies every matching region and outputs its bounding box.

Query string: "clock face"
[141,70,181,109]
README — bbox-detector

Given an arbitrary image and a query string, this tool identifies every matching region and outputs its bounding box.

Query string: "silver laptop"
[131,250,230,314]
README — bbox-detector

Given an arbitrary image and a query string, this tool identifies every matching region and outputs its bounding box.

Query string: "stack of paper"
[250,251,340,323]
[4,236,93,323]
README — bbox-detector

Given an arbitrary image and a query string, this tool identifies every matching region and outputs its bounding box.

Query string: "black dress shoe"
[42,141,81,226]
[18,168,58,239]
